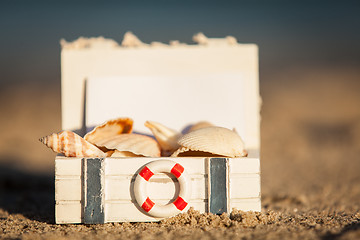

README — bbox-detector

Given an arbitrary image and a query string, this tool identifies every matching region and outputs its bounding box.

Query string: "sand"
[0,66,359,239]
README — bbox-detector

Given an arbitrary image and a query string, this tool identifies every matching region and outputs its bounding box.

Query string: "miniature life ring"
[134,160,191,218]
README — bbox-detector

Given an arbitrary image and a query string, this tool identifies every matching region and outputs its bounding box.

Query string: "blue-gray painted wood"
[209,158,228,215]
[83,158,105,224]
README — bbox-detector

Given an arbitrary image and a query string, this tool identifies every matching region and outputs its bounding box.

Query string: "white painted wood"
[230,198,261,212]
[55,201,82,224]
[55,179,82,201]
[105,157,206,175]
[55,157,82,176]
[229,174,261,199]
[229,157,260,174]
[86,74,248,143]
[55,156,261,223]
[61,38,260,150]
[105,175,207,201]
[105,201,163,222]
[55,198,262,223]
[105,200,206,222]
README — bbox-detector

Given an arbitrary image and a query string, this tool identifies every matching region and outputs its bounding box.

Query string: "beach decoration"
[134,160,191,217]
[144,121,182,156]
[49,33,260,224]
[39,130,106,158]
[89,133,161,158]
[40,120,247,158]
[171,126,248,157]
[84,117,133,143]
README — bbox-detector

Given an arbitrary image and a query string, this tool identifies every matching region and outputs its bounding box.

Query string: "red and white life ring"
[134,160,191,218]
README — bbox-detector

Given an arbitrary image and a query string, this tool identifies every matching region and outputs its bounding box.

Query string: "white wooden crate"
[56,33,261,224]
[55,154,260,223]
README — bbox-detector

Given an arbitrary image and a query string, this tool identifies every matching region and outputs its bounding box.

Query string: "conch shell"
[39,131,106,158]
[91,133,161,157]
[145,121,181,156]
[84,117,133,145]
[171,126,247,157]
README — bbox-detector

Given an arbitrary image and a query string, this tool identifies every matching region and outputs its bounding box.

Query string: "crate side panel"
[229,158,260,174]
[56,202,82,224]
[229,174,260,199]
[229,198,261,212]
[55,157,82,176]
[55,179,82,201]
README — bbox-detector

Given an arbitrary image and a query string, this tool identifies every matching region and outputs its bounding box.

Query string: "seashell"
[144,121,182,156]
[171,126,247,157]
[110,150,142,157]
[187,121,214,133]
[84,117,133,146]
[92,133,161,157]
[39,131,106,158]
[121,31,147,47]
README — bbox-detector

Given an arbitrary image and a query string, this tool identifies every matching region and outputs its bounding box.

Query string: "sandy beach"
[0,65,359,239]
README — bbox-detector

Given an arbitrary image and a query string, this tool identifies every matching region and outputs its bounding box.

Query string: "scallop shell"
[144,121,181,156]
[187,121,214,133]
[39,131,106,158]
[171,126,247,157]
[110,150,142,157]
[84,117,133,145]
[93,133,161,157]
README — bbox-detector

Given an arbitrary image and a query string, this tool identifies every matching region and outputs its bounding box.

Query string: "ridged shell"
[144,121,181,155]
[110,150,141,157]
[93,133,161,157]
[84,117,133,146]
[39,131,105,158]
[187,121,214,133]
[172,126,247,157]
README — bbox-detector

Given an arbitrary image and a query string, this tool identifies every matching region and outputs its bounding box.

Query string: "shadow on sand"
[0,157,54,224]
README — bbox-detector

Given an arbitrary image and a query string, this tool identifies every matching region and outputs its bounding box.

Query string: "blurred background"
[0,0,359,219]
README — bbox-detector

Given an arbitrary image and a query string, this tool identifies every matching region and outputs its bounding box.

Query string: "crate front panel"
[55,156,260,223]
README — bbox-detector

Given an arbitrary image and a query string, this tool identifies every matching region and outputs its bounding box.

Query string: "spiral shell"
[171,126,247,157]
[39,131,106,158]
[93,133,161,157]
[84,117,133,146]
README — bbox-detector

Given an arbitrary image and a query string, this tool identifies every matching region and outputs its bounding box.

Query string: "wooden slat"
[208,158,229,214]
[229,198,261,212]
[55,179,81,201]
[105,174,206,201]
[229,174,261,199]
[229,157,260,174]
[104,200,206,222]
[83,158,105,224]
[55,157,82,176]
[56,201,82,224]
[105,157,207,175]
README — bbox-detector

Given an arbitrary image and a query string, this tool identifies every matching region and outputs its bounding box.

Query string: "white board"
[86,73,248,142]
[61,38,260,149]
